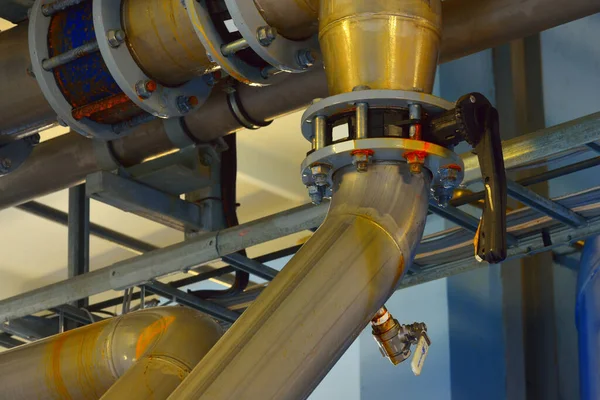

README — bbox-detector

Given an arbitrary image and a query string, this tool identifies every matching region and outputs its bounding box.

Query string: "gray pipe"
[0,24,55,142]
[0,0,599,207]
[167,163,431,399]
[0,307,222,400]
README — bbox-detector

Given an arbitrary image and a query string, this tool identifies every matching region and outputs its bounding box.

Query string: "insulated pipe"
[0,23,56,142]
[1,0,600,204]
[0,307,222,400]
[319,0,442,95]
[1,0,598,140]
[122,0,219,87]
[168,163,431,400]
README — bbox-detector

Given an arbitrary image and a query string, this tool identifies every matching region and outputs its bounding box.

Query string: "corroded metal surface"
[0,307,222,399]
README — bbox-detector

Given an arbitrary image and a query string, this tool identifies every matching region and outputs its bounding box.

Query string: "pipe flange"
[186,0,290,86]
[301,90,454,141]
[93,0,211,119]
[224,0,321,73]
[29,0,117,140]
[300,138,464,193]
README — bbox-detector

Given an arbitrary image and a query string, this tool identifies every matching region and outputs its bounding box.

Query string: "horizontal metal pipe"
[169,163,430,399]
[0,0,599,203]
[0,24,56,140]
[440,0,600,64]
[0,203,328,323]
[0,307,222,400]
[462,112,600,184]
[18,201,159,254]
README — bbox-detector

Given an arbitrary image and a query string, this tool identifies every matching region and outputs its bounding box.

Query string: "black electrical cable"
[189,133,250,299]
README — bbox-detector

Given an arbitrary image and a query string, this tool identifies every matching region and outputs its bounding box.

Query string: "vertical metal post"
[494,35,561,400]
[355,103,368,140]
[66,184,90,330]
[313,116,327,151]
[140,286,146,310]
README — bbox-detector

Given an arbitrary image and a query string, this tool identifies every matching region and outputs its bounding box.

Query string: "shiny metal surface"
[0,0,597,139]
[301,138,464,189]
[122,0,217,87]
[462,112,600,184]
[168,163,431,399]
[0,307,222,400]
[0,203,328,323]
[253,0,318,40]
[300,90,453,141]
[0,23,55,139]
[319,0,442,95]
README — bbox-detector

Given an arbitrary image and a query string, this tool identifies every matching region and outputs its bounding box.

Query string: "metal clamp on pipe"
[227,86,273,130]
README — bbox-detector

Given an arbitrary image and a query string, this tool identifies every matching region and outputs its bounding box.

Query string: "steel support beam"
[87,171,203,232]
[462,112,600,184]
[18,201,159,254]
[0,203,327,323]
[143,280,240,323]
[67,185,89,304]
[506,180,588,228]
[223,253,279,281]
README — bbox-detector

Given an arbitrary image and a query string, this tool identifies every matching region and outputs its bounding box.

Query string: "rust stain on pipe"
[135,315,176,359]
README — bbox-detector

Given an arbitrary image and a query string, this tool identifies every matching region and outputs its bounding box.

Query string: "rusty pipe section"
[0,307,222,400]
[168,163,431,399]
[319,0,442,95]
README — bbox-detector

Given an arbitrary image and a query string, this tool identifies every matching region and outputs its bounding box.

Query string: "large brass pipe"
[1,0,599,206]
[0,0,598,139]
[0,307,222,400]
[168,163,431,399]
[122,0,219,87]
[319,0,442,95]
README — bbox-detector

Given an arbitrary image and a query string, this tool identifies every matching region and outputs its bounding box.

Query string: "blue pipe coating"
[576,235,600,400]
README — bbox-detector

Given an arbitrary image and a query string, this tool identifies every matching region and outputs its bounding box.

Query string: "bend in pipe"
[168,163,431,399]
[0,307,222,400]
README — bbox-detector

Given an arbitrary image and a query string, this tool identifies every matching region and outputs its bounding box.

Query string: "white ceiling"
[0,14,313,305]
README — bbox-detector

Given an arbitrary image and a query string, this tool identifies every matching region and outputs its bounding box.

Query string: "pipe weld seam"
[319,12,442,38]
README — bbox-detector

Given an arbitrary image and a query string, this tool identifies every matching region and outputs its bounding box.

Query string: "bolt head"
[352,153,371,173]
[0,158,12,172]
[311,164,330,177]
[439,167,460,189]
[409,162,423,175]
[135,80,156,99]
[308,185,323,205]
[296,49,316,69]
[470,95,477,104]
[257,26,277,47]
[107,29,125,48]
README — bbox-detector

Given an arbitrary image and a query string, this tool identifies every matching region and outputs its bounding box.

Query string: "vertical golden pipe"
[122,0,218,87]
[319,0,442,95]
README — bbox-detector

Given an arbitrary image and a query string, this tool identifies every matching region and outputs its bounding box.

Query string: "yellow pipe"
[0,307,222,399]
[168,163,431,399]
[122,0,219,87]
[319,0,442,95]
